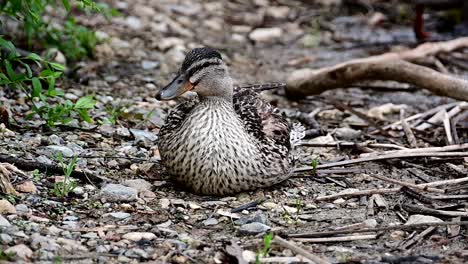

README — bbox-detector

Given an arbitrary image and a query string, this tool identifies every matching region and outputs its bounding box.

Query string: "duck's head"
[156,47,233,101]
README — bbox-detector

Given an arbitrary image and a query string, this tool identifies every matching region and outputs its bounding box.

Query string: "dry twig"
[273,236,330,264]
[286,37,468,101]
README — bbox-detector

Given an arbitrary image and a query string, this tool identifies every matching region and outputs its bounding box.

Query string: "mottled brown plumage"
[157,47,294,195]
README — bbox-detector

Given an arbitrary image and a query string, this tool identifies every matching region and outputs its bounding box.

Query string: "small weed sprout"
[311,159,319,174]
[52,154,78,198]
[256,232,273,264]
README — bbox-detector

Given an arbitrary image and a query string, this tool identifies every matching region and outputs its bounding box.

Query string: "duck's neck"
[199,95,233,105]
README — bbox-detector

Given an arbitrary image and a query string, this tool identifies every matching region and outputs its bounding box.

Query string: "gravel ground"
[0,0,467,263]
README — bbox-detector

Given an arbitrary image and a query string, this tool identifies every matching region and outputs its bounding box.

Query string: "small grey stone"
[30,233,59,251]
[0,215,11,226]
[73,186,85,195]
[45,145,74,157]
[123,179,152,192]
[125,248,148,259]
[406,215,443,225]
[101,184,138,202]
[126,16,142,30]
[335,127,361,140]
[130,129,158,143]
[47,225,62,236]
[63,215,79,221]
[234,213,268,226]
[321,203,337,209]
[48,134,63,145]
[0,233,13,244]
[81,232,98,239]
[249,27,282,42]
[116,127,131,137]
[141,60,160,70]
[6,244,33,260]
[15,204,29,215]
[103,212,131,220]
[61,221,79,229]
[238,222,271,235]
[203,218,218,226]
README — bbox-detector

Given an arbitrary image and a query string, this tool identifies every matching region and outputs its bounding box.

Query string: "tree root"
[286,37,468,101]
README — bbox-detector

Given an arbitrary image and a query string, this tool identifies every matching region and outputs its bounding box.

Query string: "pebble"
[188,202,201,210]
[405,215,443,225]
[103,212,131,220]
[15,181,37,193]
[123,179,152,192]
[101,184,138,202]
[56,237,88,252]
[203,218,219,226]
[0,233,12,244]
[122,232,156,242]
[6,244,33,260]
[248,27,283,42]
[234,213,268,225]
[125,248,149,259]
[15,204,29,215]
[141,60,160,70]
[333,198,346,205]
[239,222,271,235]
[116,127,131,137]
[160,198,170,209]
[0,199,16,214]
[45,145,74,157]
[30,234,59,251]
[73,186,85,195]
[130,129,158,143]
[262,202,279,210]
[126,16,142,30]
[334,127,361,140]
[0,215,11,226]
[47,226,62,236]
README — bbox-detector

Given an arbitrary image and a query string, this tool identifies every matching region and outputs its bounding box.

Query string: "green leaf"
[0,37,17,56]
[4,60,16,80]
[32,77,42,98]
[77,109,92,123]
[49,62,66,72]
[61,0,71,11]
[74,96,96,109]
[26,53,43,62]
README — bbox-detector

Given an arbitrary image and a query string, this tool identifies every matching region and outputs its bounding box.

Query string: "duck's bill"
[156,74,194,100]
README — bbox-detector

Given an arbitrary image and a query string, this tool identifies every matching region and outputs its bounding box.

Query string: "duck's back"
[158,87,292,195]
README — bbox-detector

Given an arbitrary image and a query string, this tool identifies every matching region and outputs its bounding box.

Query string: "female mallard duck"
[156,47,294,195]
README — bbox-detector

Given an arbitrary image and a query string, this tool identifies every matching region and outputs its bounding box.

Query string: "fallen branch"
[401,227,437,250]
[402,203,468,217]
[294,150,468,171]
[314,176,468,201]
[273,236,330,264]
[359,143,468,157]
[367,174,445,193]
[0,153,105,184]
[288,221,468,238]
[293,234,377,243]
[286,37,468,101]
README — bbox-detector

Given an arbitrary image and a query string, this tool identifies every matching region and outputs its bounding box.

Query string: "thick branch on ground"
[286,37,468,101]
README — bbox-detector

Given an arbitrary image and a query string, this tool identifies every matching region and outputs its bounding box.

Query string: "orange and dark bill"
[156,74,194,100]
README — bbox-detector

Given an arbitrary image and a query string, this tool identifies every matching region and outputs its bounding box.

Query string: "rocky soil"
[0,0,467,263]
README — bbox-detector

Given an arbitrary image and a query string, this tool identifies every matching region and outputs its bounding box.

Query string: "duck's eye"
[177,79,183,84]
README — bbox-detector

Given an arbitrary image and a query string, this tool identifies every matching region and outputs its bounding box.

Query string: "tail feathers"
[289,123,305,148]
[234,82,286,92]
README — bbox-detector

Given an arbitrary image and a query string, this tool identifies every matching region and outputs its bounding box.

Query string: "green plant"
[311,159,319,174]
[0,250,15,261]
[0,37,97,127]
[51,154,77,198]
[43,17,99,61]
[256,232,273,264]
[295,198,303,214]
